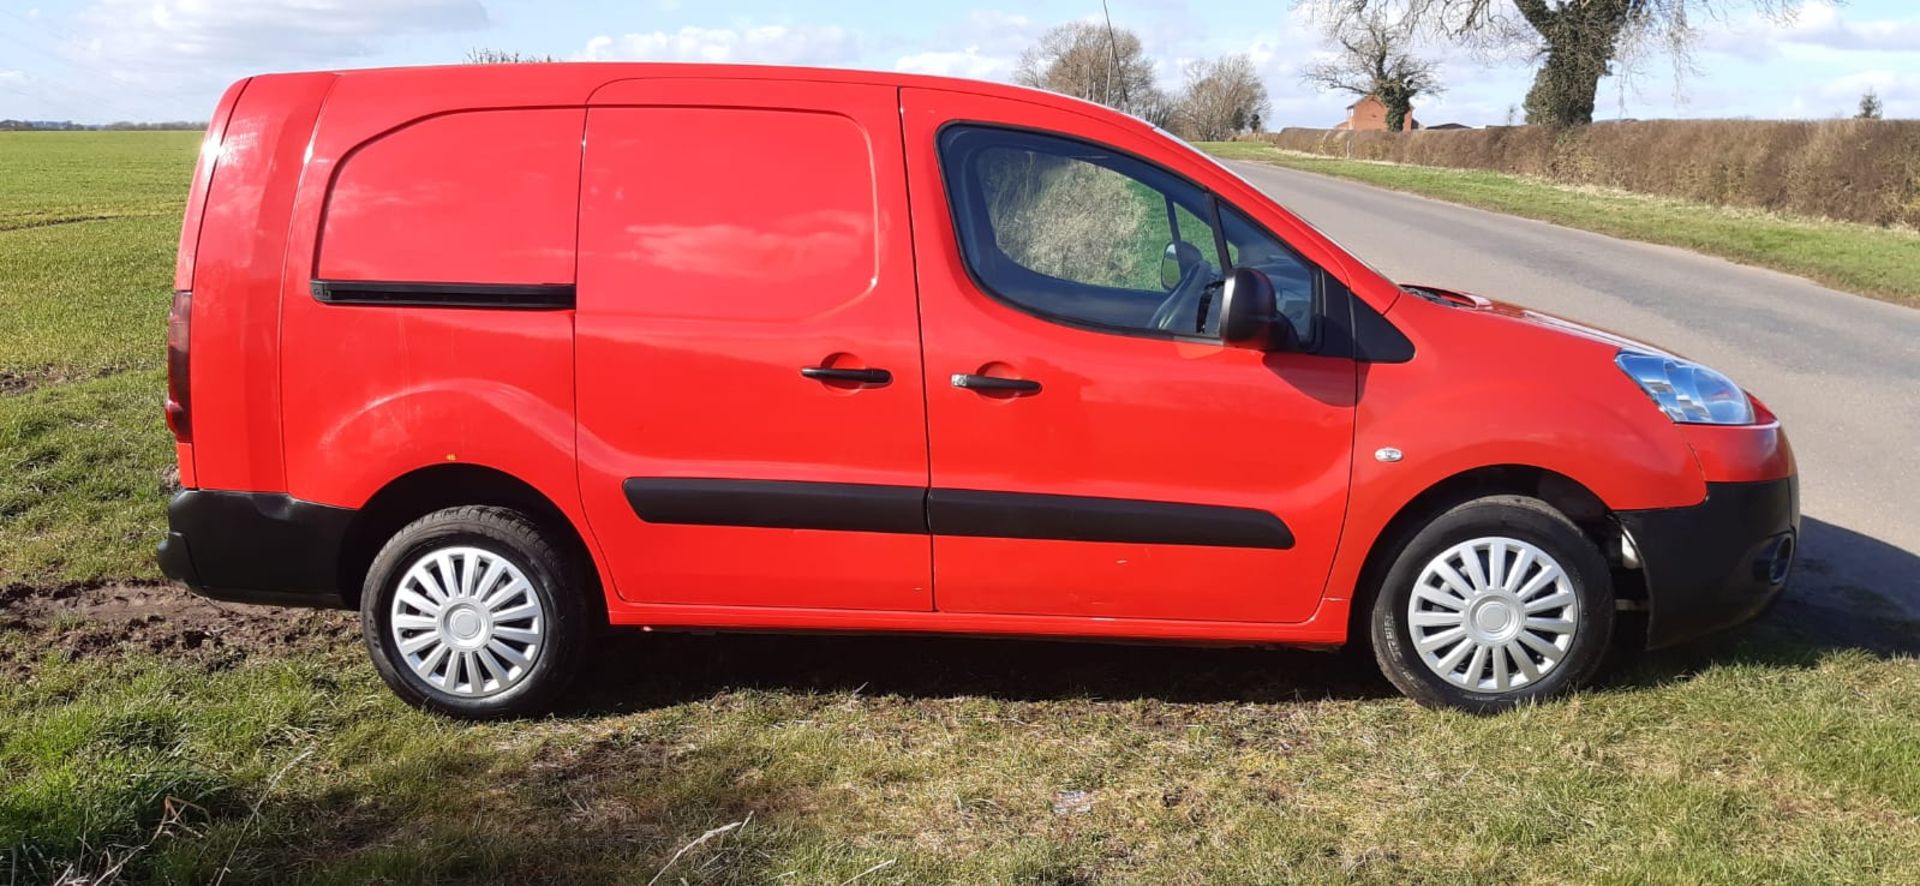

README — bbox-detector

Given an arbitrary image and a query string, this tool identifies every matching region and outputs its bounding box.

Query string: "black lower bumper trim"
[158,490,356,609]
[1619,476,1799,649]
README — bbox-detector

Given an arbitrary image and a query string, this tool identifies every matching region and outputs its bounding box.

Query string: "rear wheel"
[361,506,590,719]
[1370,495,1613,712]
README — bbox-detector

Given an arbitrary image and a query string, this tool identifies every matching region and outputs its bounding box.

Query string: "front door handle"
[951,373,1041,394]
[801,366,892,386]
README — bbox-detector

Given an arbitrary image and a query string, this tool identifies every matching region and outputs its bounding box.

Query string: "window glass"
[1220,205,1317,343]
[942,126,1318,343]
[943,127,1228,337]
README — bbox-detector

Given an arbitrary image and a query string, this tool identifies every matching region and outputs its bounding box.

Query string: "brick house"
[1333,95,1420,131]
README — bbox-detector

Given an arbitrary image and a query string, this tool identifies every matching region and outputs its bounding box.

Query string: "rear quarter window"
[316,109,582,284]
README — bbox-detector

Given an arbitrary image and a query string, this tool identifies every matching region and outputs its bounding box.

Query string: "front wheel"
[361,506,591,719]
[1370,495,1614,712]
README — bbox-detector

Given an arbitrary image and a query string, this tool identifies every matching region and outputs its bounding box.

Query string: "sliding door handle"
[801,366,892,386]
[951,373,1041,394]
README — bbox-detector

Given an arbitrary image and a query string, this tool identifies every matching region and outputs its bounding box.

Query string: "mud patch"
[0,582,357,676]
[0,366,105,395]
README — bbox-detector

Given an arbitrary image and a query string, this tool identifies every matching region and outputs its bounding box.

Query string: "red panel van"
[159,64,1797,717]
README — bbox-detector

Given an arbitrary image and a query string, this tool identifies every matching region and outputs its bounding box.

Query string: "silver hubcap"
[1407,537,1579,693]
[390,545,545,698]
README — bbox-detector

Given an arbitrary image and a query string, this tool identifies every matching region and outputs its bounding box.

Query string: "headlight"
[1616,351,1755,425]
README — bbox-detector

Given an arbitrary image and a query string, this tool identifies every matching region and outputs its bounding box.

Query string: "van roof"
[269,62,1154,135]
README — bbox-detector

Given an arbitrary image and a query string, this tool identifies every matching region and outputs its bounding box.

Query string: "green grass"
[0,131,201,232]
[0,133,189,587]
[0,369,173,583]
[3,131,1920,884]
[1197,141,1920,308]
[3,628,1919,883]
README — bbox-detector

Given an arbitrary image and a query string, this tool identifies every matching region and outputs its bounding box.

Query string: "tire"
[361,506,590,719]
[1369,495,1613,713]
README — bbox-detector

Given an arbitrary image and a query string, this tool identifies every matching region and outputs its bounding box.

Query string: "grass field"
[1196,141,1920,308]
[3,131,1920,884]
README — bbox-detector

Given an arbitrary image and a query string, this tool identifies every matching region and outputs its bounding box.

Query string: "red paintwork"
[184,72,335,493]
[278,103,591,590]
[317,109,581,285]
[174,63,1794,648]
[901,87,1354,623]
[575,79,932,610]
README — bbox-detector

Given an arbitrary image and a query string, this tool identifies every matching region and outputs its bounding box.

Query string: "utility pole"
[1101,0,1130,112]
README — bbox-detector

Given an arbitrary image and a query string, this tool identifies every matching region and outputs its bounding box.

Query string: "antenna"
[1102,0,1130,111]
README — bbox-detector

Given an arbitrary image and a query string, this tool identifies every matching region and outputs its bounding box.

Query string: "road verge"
[1199,141,1920,309]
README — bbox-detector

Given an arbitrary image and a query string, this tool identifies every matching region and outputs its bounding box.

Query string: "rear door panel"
[575,81,932,610]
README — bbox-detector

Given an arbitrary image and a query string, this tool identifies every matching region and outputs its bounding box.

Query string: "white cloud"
[1776,5,1920,52]
[953,10,1046,55]
[894,47,1016,81]
[69,0,488,68]
[575,25,863,66]
[1702,4,1920,62]
[1806,69,1920,116]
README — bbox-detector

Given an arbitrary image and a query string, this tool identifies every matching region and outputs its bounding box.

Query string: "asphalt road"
[1228,160,1920,628]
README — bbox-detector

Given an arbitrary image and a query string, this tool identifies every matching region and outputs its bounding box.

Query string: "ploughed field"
[3,132,1919,884]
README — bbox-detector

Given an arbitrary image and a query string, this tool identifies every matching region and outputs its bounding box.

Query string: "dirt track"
[0,582,356,676]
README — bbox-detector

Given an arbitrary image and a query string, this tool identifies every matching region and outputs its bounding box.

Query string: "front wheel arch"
[1346,464,1631,657]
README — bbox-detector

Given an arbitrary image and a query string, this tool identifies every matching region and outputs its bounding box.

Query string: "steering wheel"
[1149,258,1214,334]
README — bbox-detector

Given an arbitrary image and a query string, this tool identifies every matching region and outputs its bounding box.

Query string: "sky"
[1,0,1916,125]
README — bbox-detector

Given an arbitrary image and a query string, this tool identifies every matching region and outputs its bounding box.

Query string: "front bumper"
[158,489,355,609]
[1618,476,1799,649]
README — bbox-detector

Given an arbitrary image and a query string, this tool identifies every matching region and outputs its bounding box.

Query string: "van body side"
[160,63,1797,716]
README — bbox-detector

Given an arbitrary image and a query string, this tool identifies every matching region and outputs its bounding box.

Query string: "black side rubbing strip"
[929,488,1294,550]
[623,478,928,535]
[621,478,1294,549]
[311,279,575,310]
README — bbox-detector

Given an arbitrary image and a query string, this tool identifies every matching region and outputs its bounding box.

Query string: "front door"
[575,80,931,611]
[903,89,1357,623]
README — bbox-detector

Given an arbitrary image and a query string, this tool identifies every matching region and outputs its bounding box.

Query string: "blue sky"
[2,0,1916,125]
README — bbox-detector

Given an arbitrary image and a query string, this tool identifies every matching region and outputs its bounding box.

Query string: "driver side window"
[941,126,1228,337]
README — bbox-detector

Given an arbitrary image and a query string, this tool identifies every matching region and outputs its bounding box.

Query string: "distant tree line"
[1301,0,1814,128]
[1012,22,1270,140]
[466,34,1269,140]
[1,120,207,131]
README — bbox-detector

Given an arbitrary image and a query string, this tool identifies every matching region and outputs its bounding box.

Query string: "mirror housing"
[1160,241,1206,291]
[1219,266,1295,351]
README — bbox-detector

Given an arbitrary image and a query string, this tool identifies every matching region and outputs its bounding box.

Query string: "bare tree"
[1298,0,1809,127]
[1857,88,1883,120]
[1177,55,1272,140]
[1015,22,1171,124]
[465,48,558,64]
[1301,16,1442,132]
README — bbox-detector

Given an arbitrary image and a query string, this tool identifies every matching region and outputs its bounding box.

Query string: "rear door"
[902,87,1357,624]
[575,79,931,611]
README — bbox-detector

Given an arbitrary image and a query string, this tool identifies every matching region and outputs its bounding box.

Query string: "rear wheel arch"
[1346,464,1637,653]
[337,464,604,619]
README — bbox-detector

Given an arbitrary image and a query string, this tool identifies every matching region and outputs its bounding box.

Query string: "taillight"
[166,290,192,443]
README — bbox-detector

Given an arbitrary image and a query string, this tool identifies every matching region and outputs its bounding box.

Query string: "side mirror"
[1160,241,1206,291]
[1219,266,1297,351]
